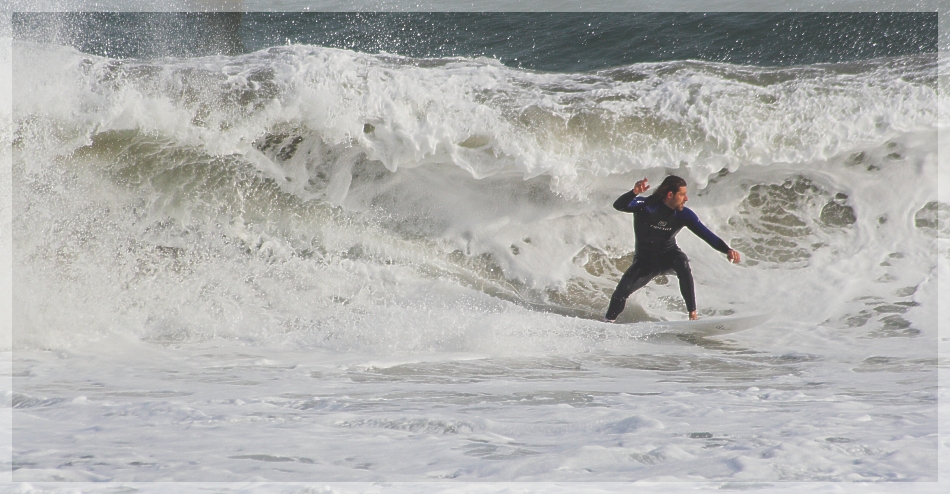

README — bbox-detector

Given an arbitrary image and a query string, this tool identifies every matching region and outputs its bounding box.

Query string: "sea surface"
[3,9,948,493]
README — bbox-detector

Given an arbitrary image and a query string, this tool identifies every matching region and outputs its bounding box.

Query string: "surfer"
[605,175,740,322]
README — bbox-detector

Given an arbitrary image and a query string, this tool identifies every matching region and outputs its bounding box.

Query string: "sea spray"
[10,40,942,350]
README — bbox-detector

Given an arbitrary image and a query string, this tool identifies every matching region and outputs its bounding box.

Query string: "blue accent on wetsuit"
[605,191,731,320]
[612,190,731,256]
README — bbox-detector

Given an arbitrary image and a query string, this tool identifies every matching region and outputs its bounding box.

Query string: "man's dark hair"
[648,175,687,204]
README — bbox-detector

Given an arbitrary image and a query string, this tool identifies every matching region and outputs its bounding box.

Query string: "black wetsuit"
[605,190,731,321]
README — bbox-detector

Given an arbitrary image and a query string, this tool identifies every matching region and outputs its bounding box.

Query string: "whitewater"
[3,34,948,493]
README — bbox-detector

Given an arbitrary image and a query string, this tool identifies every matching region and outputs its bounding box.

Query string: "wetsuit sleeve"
[613,190,646,212]
[682,208,731,253]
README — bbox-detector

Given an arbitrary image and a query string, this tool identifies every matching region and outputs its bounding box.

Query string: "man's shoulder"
[677,207,700,223]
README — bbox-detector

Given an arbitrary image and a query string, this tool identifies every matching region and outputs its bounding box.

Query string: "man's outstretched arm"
[683,210,741,263]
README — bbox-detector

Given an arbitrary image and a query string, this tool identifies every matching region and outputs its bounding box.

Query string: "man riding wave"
[605,175,740,322]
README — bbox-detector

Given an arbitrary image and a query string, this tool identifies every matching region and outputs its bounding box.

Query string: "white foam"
[7,40,944,485]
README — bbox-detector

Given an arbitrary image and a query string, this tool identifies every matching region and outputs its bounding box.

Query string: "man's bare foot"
[689,311,698,320]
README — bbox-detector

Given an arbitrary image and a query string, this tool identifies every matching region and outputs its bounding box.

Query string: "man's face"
[665,186,688,211]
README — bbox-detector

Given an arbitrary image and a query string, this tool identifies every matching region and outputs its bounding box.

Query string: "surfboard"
[618,312,773,338]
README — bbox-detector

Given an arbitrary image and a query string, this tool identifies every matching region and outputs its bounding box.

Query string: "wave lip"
[13,42,940,193]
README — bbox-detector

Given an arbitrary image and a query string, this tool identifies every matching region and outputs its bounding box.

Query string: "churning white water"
[4,37,947,492]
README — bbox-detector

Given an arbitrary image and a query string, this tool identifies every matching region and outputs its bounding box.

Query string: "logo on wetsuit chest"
[651,220,672,231]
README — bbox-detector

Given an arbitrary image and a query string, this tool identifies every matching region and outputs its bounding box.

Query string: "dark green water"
[13,12,937,71]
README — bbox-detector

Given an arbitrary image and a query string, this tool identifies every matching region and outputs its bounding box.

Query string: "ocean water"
[3,10,948,493]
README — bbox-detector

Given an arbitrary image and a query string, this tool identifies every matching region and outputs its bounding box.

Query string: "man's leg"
[669,250,696,314]
[605,258,657,321]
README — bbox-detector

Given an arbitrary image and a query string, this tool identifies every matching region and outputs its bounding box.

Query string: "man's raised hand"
[633,178,650,195]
